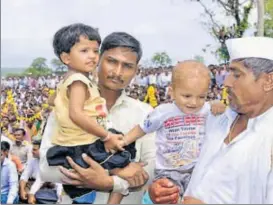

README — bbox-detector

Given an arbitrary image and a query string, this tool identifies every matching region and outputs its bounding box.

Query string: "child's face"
[62,36,99,73]
[171,77,209,114]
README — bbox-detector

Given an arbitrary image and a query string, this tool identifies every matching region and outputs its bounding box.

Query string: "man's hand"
[110,162,149,189]
[28,194,36,204]
[20,190,28,200]
[59,154,113,191]
[182,196,205,204]
[211,101,226,115]
[149,178,179,204]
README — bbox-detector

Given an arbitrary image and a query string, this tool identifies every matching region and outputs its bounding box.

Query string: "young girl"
[46,23,135,204]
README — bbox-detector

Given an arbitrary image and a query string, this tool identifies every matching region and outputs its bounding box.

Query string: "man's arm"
[27,145,33,162]
[138,132,156,186]
[19,162,31,200]
[7,163,19,204]
[28,172,44,196]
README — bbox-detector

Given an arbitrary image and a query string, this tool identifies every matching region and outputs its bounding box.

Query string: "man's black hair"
[100,32,142,63]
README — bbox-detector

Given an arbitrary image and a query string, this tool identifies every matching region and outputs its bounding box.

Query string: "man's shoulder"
[124,96,153,113]
[4,158,17,169]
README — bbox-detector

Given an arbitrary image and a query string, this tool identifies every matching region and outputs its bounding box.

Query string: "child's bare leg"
[107,192,124,204]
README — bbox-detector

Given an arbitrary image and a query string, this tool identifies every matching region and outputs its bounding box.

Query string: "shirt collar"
[111,90,128,109]
[249,106,273,133]
[225,106,273,133]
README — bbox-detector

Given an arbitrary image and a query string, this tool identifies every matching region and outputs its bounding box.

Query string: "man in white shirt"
[159,71,171,88]
[10,128,32,166]
[20,140,62,204]
[148,71,157,85]
[40,32,156,204]
[146,37,273,204]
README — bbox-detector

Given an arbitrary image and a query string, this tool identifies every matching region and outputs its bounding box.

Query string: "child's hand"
[210,101,226,115]
[104,133,125,153]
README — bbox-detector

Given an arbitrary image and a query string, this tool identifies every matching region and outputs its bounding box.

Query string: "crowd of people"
[1,22,272,205]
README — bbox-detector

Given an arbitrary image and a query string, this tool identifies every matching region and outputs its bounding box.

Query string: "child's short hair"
[53,23,101,61]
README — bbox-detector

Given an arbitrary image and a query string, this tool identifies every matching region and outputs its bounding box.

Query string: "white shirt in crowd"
[148,74,157,85]
[185,107,273,204]
[158,73,171,88]
[20,158,63,196]
[39,92,156,204]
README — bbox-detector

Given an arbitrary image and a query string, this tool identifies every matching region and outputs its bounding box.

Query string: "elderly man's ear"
[263,72,273,92]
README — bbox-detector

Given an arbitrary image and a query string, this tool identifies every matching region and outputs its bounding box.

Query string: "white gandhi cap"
[226,37,273,61]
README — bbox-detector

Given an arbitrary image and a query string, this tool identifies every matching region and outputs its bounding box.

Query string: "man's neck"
[99,85,122,111]
[246,96,273,119]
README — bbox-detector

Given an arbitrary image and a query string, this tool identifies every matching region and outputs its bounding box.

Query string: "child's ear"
[168,85,174,100]
[60,52,70,65]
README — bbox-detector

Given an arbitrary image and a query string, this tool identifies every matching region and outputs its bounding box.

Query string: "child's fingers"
[117,145,125,151]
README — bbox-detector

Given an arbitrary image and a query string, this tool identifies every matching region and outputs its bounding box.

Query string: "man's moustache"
[107,76,124,83]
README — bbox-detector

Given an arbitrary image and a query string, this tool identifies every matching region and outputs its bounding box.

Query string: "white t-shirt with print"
[140,102,211,171]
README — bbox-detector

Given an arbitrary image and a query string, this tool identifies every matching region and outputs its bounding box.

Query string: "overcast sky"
[1,0,257,68]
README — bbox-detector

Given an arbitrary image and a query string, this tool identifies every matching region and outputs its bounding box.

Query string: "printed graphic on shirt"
[95,104,108,130]
[160,115,206,168]
[143,114,152,129]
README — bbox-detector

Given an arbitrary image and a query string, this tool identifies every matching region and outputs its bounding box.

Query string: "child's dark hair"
[100,32,142,63]
[1,141,10,152]
[53,23,101,61]
[32,140,41,147]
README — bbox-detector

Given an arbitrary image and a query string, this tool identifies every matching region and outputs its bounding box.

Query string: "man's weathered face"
[224,61,268,114]
[98,47,138,91]
[14,130,24,142]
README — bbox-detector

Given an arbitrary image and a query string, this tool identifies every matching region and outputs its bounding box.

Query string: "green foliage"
[51,58,67,73]
[216,46,230,63]
[23,57,52,77]
[191,0,254,63]
[193,55,205,63]
[265,0,273,37]
[151,52,172,67]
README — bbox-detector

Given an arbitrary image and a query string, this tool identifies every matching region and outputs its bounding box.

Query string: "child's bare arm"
[123,125,146,146]
[68,81,109,139]
[107,192,124,204]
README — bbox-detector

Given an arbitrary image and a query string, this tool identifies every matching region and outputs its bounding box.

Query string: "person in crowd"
[10,128,32,167]
[1,141,19,204]
[19,140,62,204]
[146,36,273,204]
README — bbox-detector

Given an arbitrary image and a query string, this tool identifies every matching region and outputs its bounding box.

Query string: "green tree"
[31,57,48,71]
[189,0,254,62]
[194,55,205,63]
[151,52,172,67]
[51,58,67,73]
[23,57,52,77]
[265,0,273,37]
